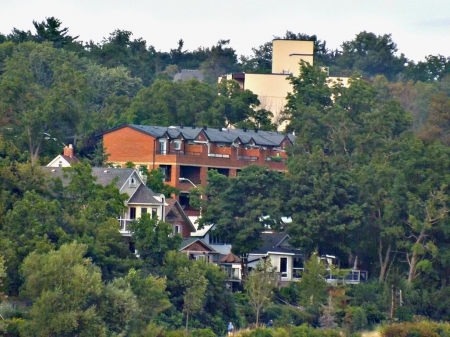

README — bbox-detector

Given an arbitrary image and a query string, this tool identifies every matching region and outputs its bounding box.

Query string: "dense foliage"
[2,18,450,335]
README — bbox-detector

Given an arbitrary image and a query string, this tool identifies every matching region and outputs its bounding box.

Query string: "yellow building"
[220,40,349,127]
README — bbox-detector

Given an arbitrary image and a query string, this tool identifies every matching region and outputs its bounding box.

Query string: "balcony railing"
[266,156,286,163]
[237,155,258,161]
[208,153,230,158]
[156,150,202,156]
[118,218,133,234]
[293,268,367,284]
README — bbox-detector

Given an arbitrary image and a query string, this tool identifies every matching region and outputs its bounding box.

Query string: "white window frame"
[174,140,182,150]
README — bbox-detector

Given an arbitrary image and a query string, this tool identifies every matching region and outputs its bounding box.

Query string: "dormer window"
[129,177,136,187]
[159,139,167,154]
[174,140,182,151]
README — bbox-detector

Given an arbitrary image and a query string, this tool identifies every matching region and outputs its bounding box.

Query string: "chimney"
[63,144,74,157]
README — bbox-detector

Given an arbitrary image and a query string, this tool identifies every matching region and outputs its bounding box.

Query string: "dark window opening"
[280,257,288,278]
[130,207,136,219]
[179,166,201,184]
[160,165,172,182]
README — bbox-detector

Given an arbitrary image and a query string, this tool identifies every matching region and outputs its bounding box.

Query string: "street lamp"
[179,177,202,216]
[179,177,196,188]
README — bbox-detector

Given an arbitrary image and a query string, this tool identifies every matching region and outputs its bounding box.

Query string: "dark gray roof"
[40,167,140,190]
[173,69,204,82]
[249,233,301,255]
[104,125,295,147]
[128,184,160,204]
[91,168,139,189]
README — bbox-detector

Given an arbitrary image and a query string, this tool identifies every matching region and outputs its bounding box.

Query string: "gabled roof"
[189,216,214,237]
[179,238,218,253]
[46,154,80,167]
[249,233,301,255]
[173,69,204,82]
[219,252,241,263]
[101,124,295,148]
[41,167,144,191]
[128,184,161,204]
[165,199,196,232]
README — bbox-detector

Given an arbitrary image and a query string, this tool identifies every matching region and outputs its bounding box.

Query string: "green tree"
[197,166,286,256]
[140,167,180,198]
[338,31,407,79]
[245,259,277,325]
[128,213,182,266]
[180,262,208,332]
[32,17,82,51]
[21,243,106,336]
[298,252,328,306]
[0,42,88,165]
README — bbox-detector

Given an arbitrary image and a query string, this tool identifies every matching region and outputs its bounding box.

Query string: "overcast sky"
[2,0,450,62]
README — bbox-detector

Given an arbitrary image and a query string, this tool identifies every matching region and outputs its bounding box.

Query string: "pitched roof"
[164,199,196,232]
[128,184,161,204]
[41,167,141,191]
[179,238,218,253]
[102,124,295,148]
[173,69,204,82]
[219,252,242,263]
[249,233,301,255]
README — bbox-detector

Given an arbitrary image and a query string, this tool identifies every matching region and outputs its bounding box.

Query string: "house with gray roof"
[41,166,165,237]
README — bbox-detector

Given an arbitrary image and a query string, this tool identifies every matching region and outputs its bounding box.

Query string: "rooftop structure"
[102,124,294,211]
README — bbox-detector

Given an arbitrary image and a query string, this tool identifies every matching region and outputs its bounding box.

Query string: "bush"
[191,328,217,337]
[289,324,341,337]
[381,321,450,337]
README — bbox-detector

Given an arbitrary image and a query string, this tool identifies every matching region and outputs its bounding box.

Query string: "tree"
[128,213,182,266]
[197,166,287,256]
[32,17,81,51]
[0,42,88,165]
[180,262,208,332]
[298,252,328,306]
[285,148,362,257]
[21,243,107,336]
[403,188,449,283]
[245,259,277,325]
[418,92,450,146]
[338,31,407,79]
[140,167,180,198]
[319,295,338,330]
[123,269,172,327]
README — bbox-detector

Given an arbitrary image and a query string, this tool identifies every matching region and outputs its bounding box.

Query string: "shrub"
[381,321,450,337]
[191,328,217,337]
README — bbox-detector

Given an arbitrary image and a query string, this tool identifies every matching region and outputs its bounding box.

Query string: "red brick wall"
[104,127,156,164]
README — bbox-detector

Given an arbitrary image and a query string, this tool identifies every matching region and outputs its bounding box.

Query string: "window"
[152,208,158,218]
[174,225,181,235]
[159,165,172,182]
[209,233,225,244]
[141,208,147,215]
[158,139,167,154]
[174,140,182,150]
[129,177,136,187]
[130,207,136,220]
[280,257,288,278]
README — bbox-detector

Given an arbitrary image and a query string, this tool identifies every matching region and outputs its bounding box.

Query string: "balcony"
[118,218,133,236]
[156,150,202,156]
[237,155,258,161]
[292,268,368,284]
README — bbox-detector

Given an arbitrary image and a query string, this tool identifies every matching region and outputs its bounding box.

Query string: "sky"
[1,0,450,62]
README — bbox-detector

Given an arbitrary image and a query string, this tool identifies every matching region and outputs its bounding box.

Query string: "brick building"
[102,124,295,209]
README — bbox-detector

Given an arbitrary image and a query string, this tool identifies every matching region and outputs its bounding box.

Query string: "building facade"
[220,39,349,127]
[102,124,294,210]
